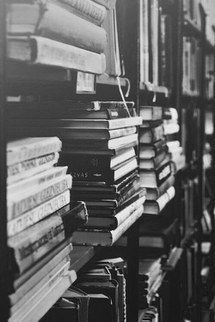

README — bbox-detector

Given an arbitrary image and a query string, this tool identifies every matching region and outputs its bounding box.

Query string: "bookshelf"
[1,0,215,321]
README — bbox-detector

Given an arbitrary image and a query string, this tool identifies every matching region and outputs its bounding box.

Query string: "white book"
[8,174,72,221]
[7,137,62,166]
[7,152,59,185]
[7,190,70,237]
[7,36,106,75]
[8,166,68,195]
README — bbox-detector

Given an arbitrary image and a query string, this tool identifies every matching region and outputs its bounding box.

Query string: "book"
[8,214,65,275]
[7,190,70,237]
[143,186,175,215]
[93,0,116,9]
[10,252,72,311]
[9,265,77,322]
[139,124,165,144]
[7,36,106,75]
[13,126,137,141]
[8,174,72,221]
[7,152,60,185]
[8,1,107,53]
[11,116,142,130]
[70,156,138,183]
[146,174,175,200]
[7,137,62,167]
[72,205,144,246]
[139,160,172,188]
[139,139,167,159]
[139,149,169,170]
[59,0,107,25]
[85,195,146,229]
[8,166,68,196]
[62,147,135,173]
[7,101,135,120]
[140,106,163,121]
[61,202,88,238]
[12,238,72,290]
[163,121,180,135]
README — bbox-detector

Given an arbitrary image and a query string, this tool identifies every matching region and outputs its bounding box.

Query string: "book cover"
[143,186,175,215]
[139,160,172,188]
[8,214,65,275]
[7,36,106,75]
[139,124,165,144]
[8,1,107,53]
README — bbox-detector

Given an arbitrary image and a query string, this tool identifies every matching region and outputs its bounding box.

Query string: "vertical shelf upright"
[0,0,9,320]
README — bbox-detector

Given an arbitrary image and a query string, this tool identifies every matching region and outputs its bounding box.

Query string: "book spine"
[7,137,62,166]
[156,162,171,186]
[31,36,106,74]
[61,0,107,25]
[39,2,107,53]
[10,253,71,309]
[8,175,72,221]
[116,196,146,227]
[7,190,70,237]
[7,152,59,185]
[8,166,68,195]
[8,214,65,275]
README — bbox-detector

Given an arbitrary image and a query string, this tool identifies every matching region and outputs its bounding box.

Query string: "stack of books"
[138,257,163,309]
[9,100,146,246]
[163,107,186,172]
[7,0,111,76]
[139,106,175,215]
[7,137,88,320]
[41,257,127,322]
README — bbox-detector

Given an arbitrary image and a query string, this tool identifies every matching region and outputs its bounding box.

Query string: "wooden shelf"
[9,246,98,322]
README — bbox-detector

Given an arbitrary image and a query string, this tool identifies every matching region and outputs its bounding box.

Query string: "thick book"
[7,137,62,167]
[85,195,146,229]
[10,252,72,312]
[62,147,135,172]
[146,174,175,200]
[73,205,144,246]
[139,160,172,188]
[143,186,175,215]
[12,126,137,141]
[8,214,65,276]
[139,149,169,170]
[70,156,138,183]
[138,217,179,249]
[8,174,72,221]
[139,106,163,121]
[139,139,167,159]
[12,238,72,290]
[9,265,77,322]
[61,202,88,238]
[139,124,165,144]
[7,101,135,120]
[11,116,142,130]
[8,166,68,196]
[7,190,70,237]
[8,1,107,53]
[7,36,106,75]
[7,152,59,185]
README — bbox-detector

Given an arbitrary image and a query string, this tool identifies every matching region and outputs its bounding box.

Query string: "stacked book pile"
[7,0,114,76]
[163,107,186,172]
[138,257,163,309]
[41,257,127,322]
[7,137,88,320]
[139,105,175,215]
[9,100,145,246]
